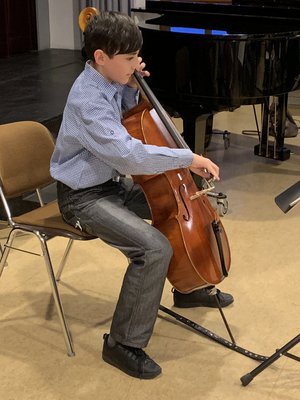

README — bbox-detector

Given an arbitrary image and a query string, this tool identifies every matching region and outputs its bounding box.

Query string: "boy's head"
[84,11,143,61]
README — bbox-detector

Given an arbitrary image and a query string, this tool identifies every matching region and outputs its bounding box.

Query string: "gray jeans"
[57,178,173,348]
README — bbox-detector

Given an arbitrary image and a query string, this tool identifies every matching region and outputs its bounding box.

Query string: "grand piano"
[132,0,300,160]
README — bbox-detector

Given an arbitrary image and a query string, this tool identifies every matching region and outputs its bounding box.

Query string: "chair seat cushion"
[13,201,95,240]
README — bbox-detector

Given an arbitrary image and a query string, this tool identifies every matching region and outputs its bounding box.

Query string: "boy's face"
[94,50,140,84]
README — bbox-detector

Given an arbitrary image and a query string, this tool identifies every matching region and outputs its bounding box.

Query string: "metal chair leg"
[36,232,75,356]
[56,239,74,281]
[0,229,18,276]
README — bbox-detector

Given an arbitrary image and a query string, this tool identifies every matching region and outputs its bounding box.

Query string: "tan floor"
[1,105,300,400]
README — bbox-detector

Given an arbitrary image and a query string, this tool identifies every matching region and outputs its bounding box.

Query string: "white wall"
[35,0,50,50]
[35,0,133,51]
[48,0,81,49]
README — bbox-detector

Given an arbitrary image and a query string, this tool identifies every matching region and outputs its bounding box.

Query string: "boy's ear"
[94,49,107,65]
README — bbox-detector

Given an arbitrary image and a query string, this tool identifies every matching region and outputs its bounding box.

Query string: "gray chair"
[0,121,95,356]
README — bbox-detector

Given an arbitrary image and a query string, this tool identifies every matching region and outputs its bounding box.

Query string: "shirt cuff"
[123,86,139,110]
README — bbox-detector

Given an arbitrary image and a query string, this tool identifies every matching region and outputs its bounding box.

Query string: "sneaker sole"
[174,300,233,308]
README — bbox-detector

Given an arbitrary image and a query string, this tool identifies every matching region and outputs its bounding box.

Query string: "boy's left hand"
[136,56,150,78]
[127,57,150,88]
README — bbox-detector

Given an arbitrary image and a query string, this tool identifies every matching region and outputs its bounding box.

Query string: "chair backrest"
[0,121,55,198]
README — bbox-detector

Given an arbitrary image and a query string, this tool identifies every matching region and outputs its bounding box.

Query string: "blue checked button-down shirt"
[50,62,194,190]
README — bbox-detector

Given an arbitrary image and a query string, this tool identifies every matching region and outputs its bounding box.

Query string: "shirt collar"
[84,61,123,101]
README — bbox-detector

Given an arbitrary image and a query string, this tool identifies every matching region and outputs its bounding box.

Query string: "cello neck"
[133,72,189,150]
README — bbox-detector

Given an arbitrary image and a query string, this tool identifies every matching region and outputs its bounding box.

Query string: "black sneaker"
[102,334,162,379]
[173,286,234,308]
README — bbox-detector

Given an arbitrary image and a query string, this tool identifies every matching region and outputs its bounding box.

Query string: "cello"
[123,76,231,293]
[79,7,231,294]
[77,7,276,367]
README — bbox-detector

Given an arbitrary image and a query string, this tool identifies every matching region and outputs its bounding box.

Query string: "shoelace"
[122,344,148,361]
[104,333,149,362]
[121,345,152,376]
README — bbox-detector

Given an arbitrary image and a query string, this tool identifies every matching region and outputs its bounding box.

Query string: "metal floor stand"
[240,333,300,386]
[159,292,268,363]
[159,295,300,386]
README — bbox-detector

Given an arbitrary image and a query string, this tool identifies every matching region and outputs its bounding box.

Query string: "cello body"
[123,103,231,293]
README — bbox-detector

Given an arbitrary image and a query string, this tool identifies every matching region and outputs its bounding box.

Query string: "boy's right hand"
[189,154,220,181]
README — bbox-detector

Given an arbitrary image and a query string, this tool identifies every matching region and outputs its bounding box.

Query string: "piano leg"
[277,94,289,151]
[254,94,291,161]
[182,112,212,187]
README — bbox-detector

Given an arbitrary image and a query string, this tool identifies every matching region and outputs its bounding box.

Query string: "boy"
[50,11,232,379]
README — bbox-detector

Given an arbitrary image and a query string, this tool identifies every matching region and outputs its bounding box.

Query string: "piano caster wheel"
[223,131,230,149]
[207,192,228,217]
[207,130,230,150]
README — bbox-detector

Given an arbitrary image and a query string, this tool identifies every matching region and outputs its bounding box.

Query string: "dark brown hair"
[84,11,143,61]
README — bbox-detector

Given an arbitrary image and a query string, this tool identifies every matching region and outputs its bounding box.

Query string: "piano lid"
[140,0,300,19]
[134,0,300,35]
[234,0,300,6]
